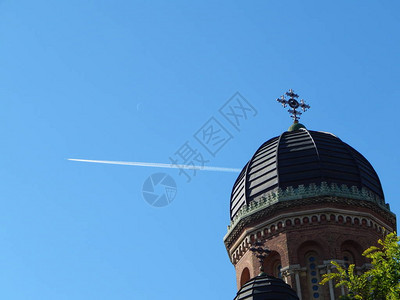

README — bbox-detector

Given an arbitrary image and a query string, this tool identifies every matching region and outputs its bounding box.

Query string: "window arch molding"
[296,240,324,266]
[262,251,282,278]
[341,240,364,266]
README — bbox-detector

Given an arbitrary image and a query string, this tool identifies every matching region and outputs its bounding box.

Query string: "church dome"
[234,274,299,300]
[230,127,385,219]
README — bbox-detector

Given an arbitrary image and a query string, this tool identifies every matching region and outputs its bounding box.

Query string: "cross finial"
[249,240,271,275]
[276,89,310,122]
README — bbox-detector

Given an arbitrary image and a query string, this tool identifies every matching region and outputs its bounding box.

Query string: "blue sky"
[1,1,399,299]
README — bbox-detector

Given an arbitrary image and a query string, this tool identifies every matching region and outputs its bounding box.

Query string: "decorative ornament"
[277,89,310,122]
[249,240,271,275]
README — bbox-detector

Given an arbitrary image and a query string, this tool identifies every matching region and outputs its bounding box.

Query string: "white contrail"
[67,158,241,173]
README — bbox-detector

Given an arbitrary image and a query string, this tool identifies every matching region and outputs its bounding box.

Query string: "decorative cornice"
[227,210,392,264]
[226,182,391,239]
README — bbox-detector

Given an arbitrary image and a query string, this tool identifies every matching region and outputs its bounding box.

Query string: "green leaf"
[319,233,400,300]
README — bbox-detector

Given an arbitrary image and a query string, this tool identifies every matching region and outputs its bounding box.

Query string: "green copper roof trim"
[224,182,390,239]
[288,122,306,131]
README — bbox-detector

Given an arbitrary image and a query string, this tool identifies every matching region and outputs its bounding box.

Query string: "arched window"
[262,251,282,278]
[240,268,250,287]
[343,250,355,268]
[341,240,363,266]
[306,252,321,299]
[272,260,282,279]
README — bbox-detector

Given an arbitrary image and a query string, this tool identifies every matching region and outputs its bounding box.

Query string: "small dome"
[288,122,306,132]
[230,128,384,219]
[234,274,299,300]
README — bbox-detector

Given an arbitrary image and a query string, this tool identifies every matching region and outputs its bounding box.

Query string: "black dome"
[230,128,384,219]
[234,274,299,300]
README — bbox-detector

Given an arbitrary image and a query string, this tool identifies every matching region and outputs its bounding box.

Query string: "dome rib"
[342,141,364,191]
[344,143,384,199]
[273,131,285,198]
[302,128,323,181]
[243,154,253,206]
[230,162,248,218]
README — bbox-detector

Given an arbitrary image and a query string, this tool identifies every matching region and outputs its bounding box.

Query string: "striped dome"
[230,128,384,219]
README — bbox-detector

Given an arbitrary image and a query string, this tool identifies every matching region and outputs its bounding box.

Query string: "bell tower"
[225,90,396,300]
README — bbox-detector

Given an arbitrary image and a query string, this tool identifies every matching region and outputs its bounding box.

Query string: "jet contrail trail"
[67,158,241,173]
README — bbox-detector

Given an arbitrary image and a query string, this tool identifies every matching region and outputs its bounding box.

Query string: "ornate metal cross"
[249,240,271,274]
[276,89,310,122]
